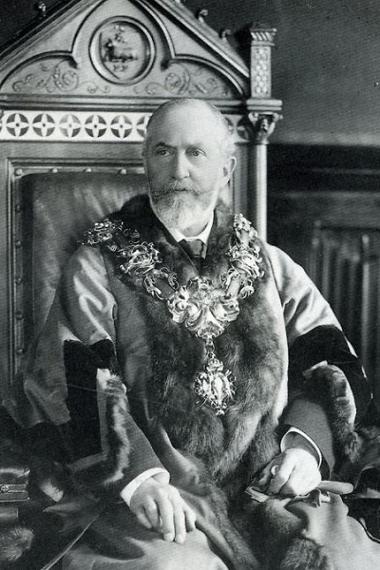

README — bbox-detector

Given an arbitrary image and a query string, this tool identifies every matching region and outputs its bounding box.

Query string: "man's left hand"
[256,447,321,497]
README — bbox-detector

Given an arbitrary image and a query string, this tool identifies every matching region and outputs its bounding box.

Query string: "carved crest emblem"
[90,18,154,85]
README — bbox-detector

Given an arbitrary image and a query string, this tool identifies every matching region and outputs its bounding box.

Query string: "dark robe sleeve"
[267,245,372,473]
[20,245,165,494]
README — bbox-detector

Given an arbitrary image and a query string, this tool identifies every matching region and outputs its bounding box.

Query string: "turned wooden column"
[244,25,282,239]
[247,111,280,239]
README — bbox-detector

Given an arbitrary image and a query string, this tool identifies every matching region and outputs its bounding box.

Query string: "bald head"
[144,98,235,158]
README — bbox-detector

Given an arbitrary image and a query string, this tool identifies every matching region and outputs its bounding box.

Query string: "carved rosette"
[249,27,277,98]
[0,110,249,143]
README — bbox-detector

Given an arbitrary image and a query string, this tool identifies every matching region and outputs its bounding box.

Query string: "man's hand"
[129,472,196,544]
[257,435,322,496]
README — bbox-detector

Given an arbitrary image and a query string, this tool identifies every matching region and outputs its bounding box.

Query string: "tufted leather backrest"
[20,171,148,337]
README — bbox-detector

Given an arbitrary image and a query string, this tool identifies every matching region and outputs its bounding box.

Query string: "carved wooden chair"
[0,2,282,567]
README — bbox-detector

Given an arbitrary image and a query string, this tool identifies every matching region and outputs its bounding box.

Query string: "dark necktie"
[180,239,206,262]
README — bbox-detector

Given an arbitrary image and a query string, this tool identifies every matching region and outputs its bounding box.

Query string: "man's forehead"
[147,105,225,145]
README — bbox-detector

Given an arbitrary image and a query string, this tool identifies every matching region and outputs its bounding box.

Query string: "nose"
[171,152,189,180]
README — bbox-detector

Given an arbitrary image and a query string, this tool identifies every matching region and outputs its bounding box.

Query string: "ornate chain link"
[83,214,264,415]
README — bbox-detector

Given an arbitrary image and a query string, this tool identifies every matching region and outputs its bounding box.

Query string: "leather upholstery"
[20,171,147,337]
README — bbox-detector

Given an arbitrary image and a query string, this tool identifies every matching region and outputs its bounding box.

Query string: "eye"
[154,147,170,157]
[188,148,204,157]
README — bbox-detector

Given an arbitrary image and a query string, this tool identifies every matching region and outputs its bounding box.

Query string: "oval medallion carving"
[89,17,155,85]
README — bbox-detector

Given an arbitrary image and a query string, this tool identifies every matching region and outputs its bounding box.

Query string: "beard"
[149,182,216,230]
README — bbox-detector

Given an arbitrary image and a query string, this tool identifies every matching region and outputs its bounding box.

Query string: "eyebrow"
[152,142,206,150]
[153,142,171,148]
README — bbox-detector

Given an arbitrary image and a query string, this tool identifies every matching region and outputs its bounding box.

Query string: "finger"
[172,498,187,544]
[184,505,197,532]
[135,508,152,530]
[143,498,160,529]
[156,493,175,542]
[268,456,294,495]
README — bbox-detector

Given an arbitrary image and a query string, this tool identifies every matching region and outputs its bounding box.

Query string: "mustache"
[150,181,200,198]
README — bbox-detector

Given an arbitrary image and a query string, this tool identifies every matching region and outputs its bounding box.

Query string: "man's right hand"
[129,472,197,544]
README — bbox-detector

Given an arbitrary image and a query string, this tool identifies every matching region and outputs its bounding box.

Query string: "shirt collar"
[156,212,214,245]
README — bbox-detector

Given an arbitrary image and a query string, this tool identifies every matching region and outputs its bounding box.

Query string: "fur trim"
[301,362,356,462]
[279,537,333,570]
[64,341,131,492]
[241,497,333,570]
[0,526,34,564]
[105,201,288,488]
[288,324,371,421]
[74,369,131,489]
[340,425,380,485]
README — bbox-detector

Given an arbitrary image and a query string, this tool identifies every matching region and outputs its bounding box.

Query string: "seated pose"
[16,98,380,569]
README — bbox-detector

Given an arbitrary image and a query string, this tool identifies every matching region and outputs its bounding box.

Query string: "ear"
[222,155,237,183]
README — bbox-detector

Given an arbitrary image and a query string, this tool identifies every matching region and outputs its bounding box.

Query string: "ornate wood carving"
[0,0,250,105]
[0,109,249,143]
[245,112,282,238]
[247,111,282,144]
[248,26,277,99]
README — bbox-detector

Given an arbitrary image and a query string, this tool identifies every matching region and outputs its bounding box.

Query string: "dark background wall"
[1,0,380,147]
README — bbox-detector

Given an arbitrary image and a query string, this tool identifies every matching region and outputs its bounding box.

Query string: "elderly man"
[20,98,378,569]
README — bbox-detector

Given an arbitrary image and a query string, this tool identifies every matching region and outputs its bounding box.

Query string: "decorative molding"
[219,29,232,41]
[12,58,111,95]
[6,56,238,99]
[0,0,251,100]
[135,61,232,98]
[0,109,249,143]
[249,28,277,45]
[196,9,208,23]
[250,46,271,97]
[248,26,277,99]
[0,110,148,142]
[89,17,155,85]
[247,112,282,144]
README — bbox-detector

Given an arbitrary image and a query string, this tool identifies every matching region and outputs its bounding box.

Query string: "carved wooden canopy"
[0,0,281,142]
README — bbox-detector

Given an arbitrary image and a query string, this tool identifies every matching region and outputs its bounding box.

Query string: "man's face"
[144,103,235,231]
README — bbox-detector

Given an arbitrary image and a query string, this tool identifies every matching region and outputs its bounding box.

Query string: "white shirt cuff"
[280,427,322,468]
[120,468,170,507]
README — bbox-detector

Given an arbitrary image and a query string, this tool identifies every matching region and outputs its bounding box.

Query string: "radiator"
[308,222,380,407]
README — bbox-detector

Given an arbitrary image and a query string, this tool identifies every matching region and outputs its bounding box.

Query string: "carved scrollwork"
[12,59,110,95]
[135,62,231,98]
